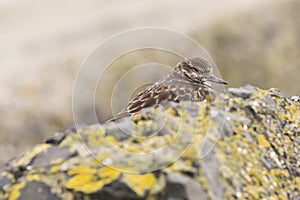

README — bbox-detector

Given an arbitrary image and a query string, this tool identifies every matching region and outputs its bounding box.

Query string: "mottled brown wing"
[106,71,210,122]
[126,84,176,115]
[106,84,176,122]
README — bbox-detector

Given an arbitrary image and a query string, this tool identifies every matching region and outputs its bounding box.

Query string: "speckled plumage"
[108,57,227,121]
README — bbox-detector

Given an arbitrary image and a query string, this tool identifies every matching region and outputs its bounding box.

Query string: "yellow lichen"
[106,135,119,146]
[8,174,42,200]
[256,134,270,147]
[8,181,26,200]
[165,107,176,115]
[68,166,97,175]
[132,113,142,121]
[11,144,51,167]
[64,166,119,193]
[87,128,106,146]
[1,171,14,182]
[26,174,41,181]
[122,173,157,196]
[2,86,299,199]
[64,173,94,192]
[50,165,60,173]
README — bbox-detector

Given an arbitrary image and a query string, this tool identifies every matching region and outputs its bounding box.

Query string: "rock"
[0,85,299,200]
[15,181,60,200]
[227,85,255,99]
[166,173,207,200]
[28,146,77,169]
[45,132,68,145]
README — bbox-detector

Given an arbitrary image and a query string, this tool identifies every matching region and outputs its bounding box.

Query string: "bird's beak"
[205,74,227,85]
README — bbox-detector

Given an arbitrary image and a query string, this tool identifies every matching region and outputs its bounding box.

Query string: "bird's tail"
[105,110,130,123]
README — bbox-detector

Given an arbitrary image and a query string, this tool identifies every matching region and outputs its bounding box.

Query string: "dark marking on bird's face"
[176,57,227,87]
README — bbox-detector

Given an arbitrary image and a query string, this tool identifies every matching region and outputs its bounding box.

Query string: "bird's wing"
[106,72,209,122]
[105,109,131,122]
[126,83,177,115]
[106,83,176,122]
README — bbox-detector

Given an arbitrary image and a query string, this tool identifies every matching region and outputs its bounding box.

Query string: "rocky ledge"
[0,85,299,200]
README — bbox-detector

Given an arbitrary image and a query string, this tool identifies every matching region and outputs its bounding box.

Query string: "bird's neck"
[172,68,195,83]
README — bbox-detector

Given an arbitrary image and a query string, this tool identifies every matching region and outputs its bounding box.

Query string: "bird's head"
[175,57,227,87]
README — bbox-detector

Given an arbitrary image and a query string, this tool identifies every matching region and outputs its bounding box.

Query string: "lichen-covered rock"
[0,85,299,200]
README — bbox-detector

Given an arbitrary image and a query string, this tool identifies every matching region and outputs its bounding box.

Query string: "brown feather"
[106,57,227,122]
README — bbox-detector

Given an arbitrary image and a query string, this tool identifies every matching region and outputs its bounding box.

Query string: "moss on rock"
[0,85,299,200]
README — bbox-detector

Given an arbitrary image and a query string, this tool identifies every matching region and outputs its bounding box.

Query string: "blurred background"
[0,0,299,167]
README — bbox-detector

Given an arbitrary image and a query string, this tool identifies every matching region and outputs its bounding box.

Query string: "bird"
[107,57,227,122]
